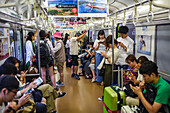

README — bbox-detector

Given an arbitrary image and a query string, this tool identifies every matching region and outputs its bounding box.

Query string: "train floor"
[55,63,103,113]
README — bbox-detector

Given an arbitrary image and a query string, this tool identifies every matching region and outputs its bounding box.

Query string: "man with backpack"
[38,30,57,90]
[130,61,170,113]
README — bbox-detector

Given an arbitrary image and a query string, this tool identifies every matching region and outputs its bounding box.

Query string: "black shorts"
[41,57,53,67]
[71,55,78,66]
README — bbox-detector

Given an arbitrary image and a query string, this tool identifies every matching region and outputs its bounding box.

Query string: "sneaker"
[57,92,66,98]
[91,78,96,83]
[98,96,103,101]
[71,73,75,77]
[56,82,64,87]
[85,75,89,79]
[74,74,80,80]
[51,110,57,113]
[56,80,61,84]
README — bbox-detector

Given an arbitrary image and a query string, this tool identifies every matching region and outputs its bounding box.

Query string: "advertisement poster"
[69,17,86,24]
[137,35,152,55]
[78,0,107,17]
[55,20,77,29]
[48,0,78,17]
[0,28,4,36]
[0,38,9,60]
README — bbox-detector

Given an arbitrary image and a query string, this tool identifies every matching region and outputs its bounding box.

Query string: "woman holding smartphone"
[93,30,106,85]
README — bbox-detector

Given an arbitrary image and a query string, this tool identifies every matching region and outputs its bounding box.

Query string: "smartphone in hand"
[33,77,43,86]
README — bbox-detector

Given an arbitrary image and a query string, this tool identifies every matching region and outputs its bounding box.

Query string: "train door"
[10,25,24,63]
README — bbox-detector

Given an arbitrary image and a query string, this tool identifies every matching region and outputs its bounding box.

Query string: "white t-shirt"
[65,39,70,49]
[26,40,35,64]
[0,103,5,113]
[105,48,119,64]
[70,37,79,55]
[116,36,134,65]
[93,39,106,53]
[137,71,143,82]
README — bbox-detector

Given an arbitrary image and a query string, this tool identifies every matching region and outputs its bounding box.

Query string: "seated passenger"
[88,57,96,81]
[3,56,66,113]
[123,54,138,86]
[0,75,30,113]
[126,56,149,106]
[131,61,170,113]
[130,56,149,85]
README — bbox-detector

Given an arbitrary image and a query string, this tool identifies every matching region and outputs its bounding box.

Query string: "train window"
[10,29,15,57]
[156,24,170,75]
[15,30,23,61]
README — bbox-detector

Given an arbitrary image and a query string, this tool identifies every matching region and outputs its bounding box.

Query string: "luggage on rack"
[103,86,126,113]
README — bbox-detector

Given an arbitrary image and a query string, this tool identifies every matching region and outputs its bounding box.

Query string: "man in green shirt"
[130,61,170,113]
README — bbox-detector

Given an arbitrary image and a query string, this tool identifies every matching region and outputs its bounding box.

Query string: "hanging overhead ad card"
[78,0,107,17]
[69,17,86,24]
[48,0,78,17]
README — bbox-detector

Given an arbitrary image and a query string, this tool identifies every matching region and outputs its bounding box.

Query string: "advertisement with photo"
[69,17,86,24]
[78,0,107,17]
[0,38,9,60]
[137,35,152,55]
[55,20,77,30]
[0,28,4,36]
[48,0,78,17]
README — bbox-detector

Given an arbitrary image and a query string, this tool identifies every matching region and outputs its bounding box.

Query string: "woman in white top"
[25,32,35,69]
[101,35,119,87]
[94,30,106,85]
[98,36,119,101]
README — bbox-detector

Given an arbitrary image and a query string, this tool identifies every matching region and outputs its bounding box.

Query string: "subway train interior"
[0,0,170,113]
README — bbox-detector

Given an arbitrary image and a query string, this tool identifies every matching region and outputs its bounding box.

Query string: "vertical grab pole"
[36,6,41,76]
[121,67,124,88]
[111,20,115,85]
[118,66,120,87]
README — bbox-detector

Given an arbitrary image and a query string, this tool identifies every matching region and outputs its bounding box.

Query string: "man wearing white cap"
[53,31,66,86]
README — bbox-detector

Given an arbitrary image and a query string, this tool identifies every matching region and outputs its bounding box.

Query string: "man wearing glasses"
[0,75,20,112]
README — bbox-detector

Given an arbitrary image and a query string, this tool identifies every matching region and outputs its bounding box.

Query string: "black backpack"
[38,40,51,67]
[139,84,157,113]
[139,84,169,113]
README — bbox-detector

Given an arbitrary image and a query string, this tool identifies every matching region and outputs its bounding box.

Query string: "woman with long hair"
[93,30,106,85]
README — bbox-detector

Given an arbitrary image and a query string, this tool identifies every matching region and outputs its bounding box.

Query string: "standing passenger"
[52,31,66,86]
[116,26,134,70]
[70,30,87,80]
[26,32,35,69]
[64,34,71,67]
[39,30,57,89]
[98,36,119,101]
[93,30,106,85]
